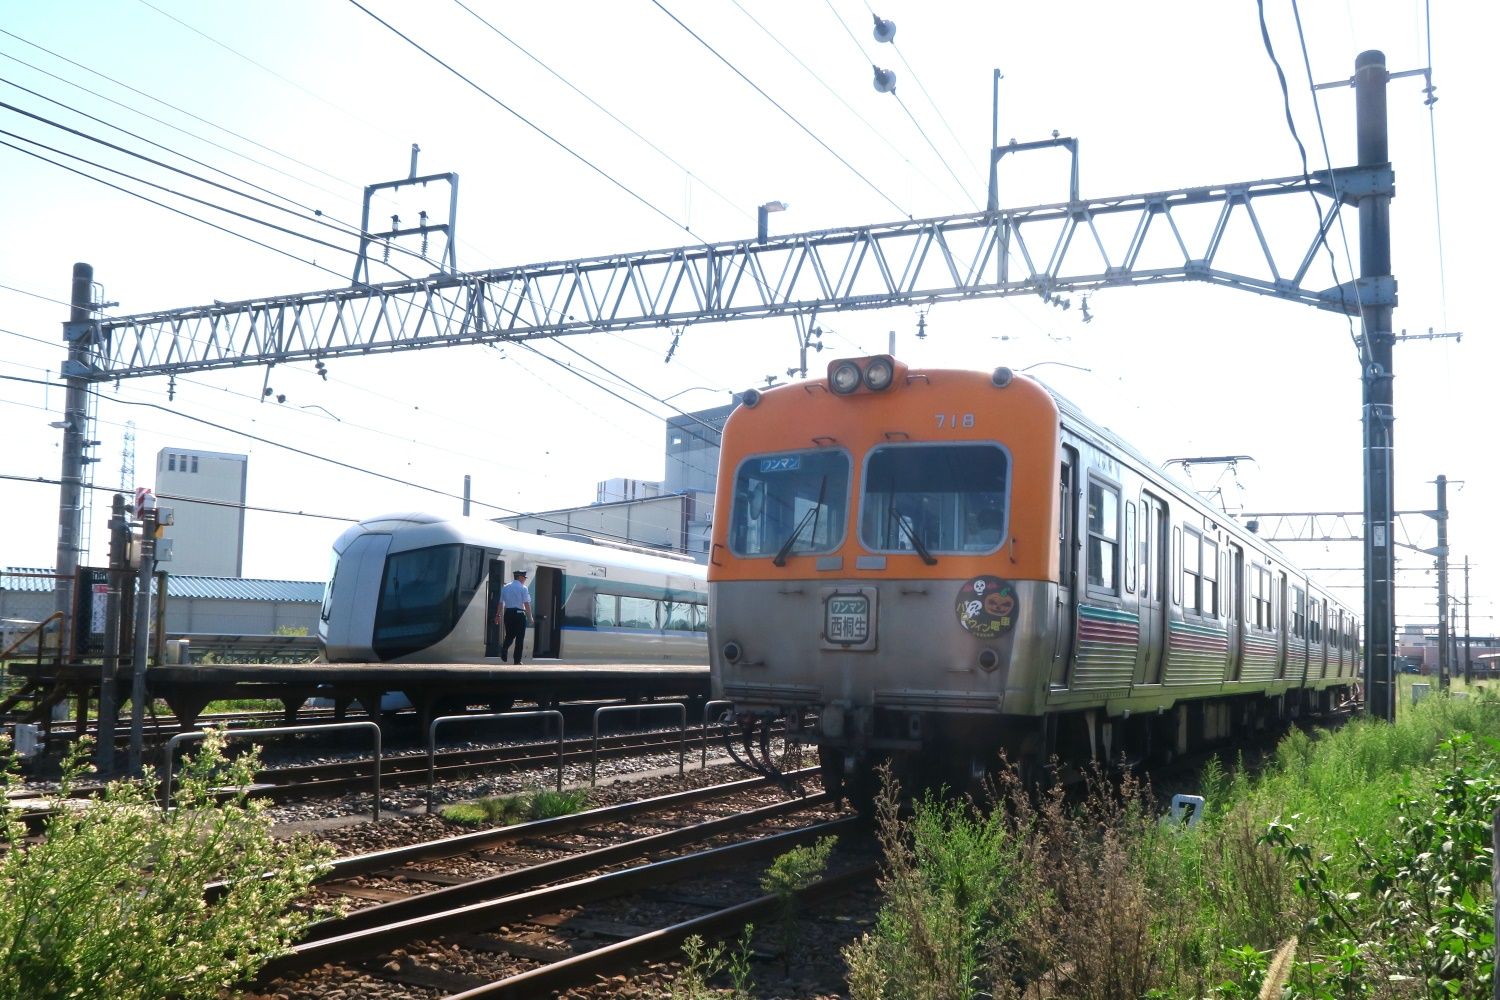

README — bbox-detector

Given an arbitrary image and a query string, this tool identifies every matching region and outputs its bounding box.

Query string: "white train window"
[1086,479,1119,594]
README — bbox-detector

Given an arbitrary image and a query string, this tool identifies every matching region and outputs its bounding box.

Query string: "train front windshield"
[729,449,849,558]
[372,543,484,659]
[860,444,1010,554]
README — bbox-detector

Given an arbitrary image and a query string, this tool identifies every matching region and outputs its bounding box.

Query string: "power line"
[131,0,404,146]
[2,372,691,546]
[0,77,430,274]
[822,0,975,207]
[0,471,357,525]
[1259,0,1365,367]
[0,135,351,284]
[856,0,982,179]
[0,48,354,207]
[726,0,945,200]
[1421,0,1448,330]
[0,280,73,310]
[0,27,358,192]
[0,98,425,279]
[651,0,909,219]
[349,0,705,242]
[450,0,750,224]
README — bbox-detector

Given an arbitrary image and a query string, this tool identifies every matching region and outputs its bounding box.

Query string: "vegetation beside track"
[0,732,334,1000]
[840,693,1500,1000]
[440,786,591,825]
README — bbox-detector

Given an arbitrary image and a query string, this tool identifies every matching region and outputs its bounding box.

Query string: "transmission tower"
[119,420,136,491]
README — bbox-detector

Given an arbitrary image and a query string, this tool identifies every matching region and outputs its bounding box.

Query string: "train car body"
[321,512,708,666]
[709,357,1359,796]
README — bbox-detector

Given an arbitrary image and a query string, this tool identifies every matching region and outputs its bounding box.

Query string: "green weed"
[440,786,590,826]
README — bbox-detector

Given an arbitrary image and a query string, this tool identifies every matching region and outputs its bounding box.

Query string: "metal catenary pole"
[128,503,157,775]
[53,262,93,621]
[1463,557,1472,684]
[96,492,128,773]
[1434,475,1449,689]
[1356,51,1397,722]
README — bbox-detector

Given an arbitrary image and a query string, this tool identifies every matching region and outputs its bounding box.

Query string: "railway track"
[251,770,872,998]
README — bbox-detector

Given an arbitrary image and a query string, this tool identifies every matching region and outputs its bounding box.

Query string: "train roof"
[338,512,706,581]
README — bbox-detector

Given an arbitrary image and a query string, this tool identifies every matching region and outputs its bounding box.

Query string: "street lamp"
[756,201,788,244]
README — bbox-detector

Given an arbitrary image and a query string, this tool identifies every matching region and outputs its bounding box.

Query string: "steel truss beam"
[76,166,1388,382]
[1238,510,1436,556]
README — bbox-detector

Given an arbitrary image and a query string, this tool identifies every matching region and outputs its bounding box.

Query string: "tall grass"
[847,692,1500,999]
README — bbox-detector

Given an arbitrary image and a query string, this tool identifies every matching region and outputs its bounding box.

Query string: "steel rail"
[447,863,878,999]
[259,815,859,978]
[307,791,829,939]
[203,768,818,903]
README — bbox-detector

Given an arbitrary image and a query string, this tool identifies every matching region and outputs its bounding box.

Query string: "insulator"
[873,66,897,94]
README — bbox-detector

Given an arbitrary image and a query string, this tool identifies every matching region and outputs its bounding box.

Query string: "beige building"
[153,448,248,577]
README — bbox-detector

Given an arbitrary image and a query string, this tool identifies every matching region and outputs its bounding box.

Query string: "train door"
[1137,491,1169,685]
[531,566,564,659]
[1051,446,1079,687]
[484,558,506,657]
[1227,543,1244,680]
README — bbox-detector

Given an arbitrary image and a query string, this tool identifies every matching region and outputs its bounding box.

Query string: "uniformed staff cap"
[513,570,527,578]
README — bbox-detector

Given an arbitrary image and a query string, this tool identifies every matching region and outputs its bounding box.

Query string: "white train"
[319,512,708,664]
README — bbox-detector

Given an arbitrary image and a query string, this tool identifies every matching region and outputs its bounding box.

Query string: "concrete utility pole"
[1435,474,1450,689]
[127,500,157,776]
[53,262,94,623]
[1357,51,1399,722]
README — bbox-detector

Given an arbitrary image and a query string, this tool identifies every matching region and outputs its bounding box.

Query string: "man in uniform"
[497,569,532,664]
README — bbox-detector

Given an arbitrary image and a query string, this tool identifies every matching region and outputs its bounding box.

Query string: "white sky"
[0,1,1492,637]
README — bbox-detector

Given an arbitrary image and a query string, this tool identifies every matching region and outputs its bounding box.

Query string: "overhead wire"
[0,27,358,192]
[0,280,73,310]
[449,0,750,224]
[856,0,982,179]
[651,0,910,219]
[1258,0,1366,367]
[823,0,977,208]
[131,0,405,147]
[726,0,948,201]
[0,78,436,276]
[348,0,706,243]
[1,472,357,524]
[1421,0,1448,330]
[0,99,425,280]
[0,134,353,284]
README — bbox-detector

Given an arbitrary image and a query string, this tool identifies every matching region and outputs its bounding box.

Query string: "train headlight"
[992,367,1014,388]
[863,356,895,391]
[739,388,761,408]
[829,361,862,394]
[721,640,742,663]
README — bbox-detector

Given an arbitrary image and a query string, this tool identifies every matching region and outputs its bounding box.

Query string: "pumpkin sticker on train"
[956,575,1017,638]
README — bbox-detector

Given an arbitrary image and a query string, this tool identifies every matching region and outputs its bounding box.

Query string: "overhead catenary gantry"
[72,166,1379,381]
[52,52,1404,720]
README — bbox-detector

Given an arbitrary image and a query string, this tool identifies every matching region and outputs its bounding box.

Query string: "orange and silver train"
[709,356,1359,798]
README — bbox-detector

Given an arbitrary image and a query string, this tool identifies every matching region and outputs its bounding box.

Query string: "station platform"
[6,660,710,732]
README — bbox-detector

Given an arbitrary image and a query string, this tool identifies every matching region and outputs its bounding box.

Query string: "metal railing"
[164,721,383,821]
[426,710,565,814]
[701,699,733,770]
[592,703,685,787]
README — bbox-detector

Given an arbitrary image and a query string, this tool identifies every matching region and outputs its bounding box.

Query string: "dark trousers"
[501,608,527,664]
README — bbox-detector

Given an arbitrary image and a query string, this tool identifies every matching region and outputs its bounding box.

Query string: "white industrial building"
[153,448,247,577]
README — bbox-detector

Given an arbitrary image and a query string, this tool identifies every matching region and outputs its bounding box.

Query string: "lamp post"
[756,201,788,244]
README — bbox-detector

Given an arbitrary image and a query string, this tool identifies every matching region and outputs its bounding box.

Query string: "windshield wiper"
[888,502,938,565]
[772,476,827,566]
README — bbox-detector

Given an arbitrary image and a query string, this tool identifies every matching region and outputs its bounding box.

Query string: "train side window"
[1182,527,1203,615]
[1085,478,1120,595]
[1226,544,1242,622]
[1249,565,1271,630]
[593,594,619,628]
[1292,586,1307,639]
[1171,527,1181,605]
[619,596,657,629]
[1202,537,1219,617]
[1124,501,1137,594]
